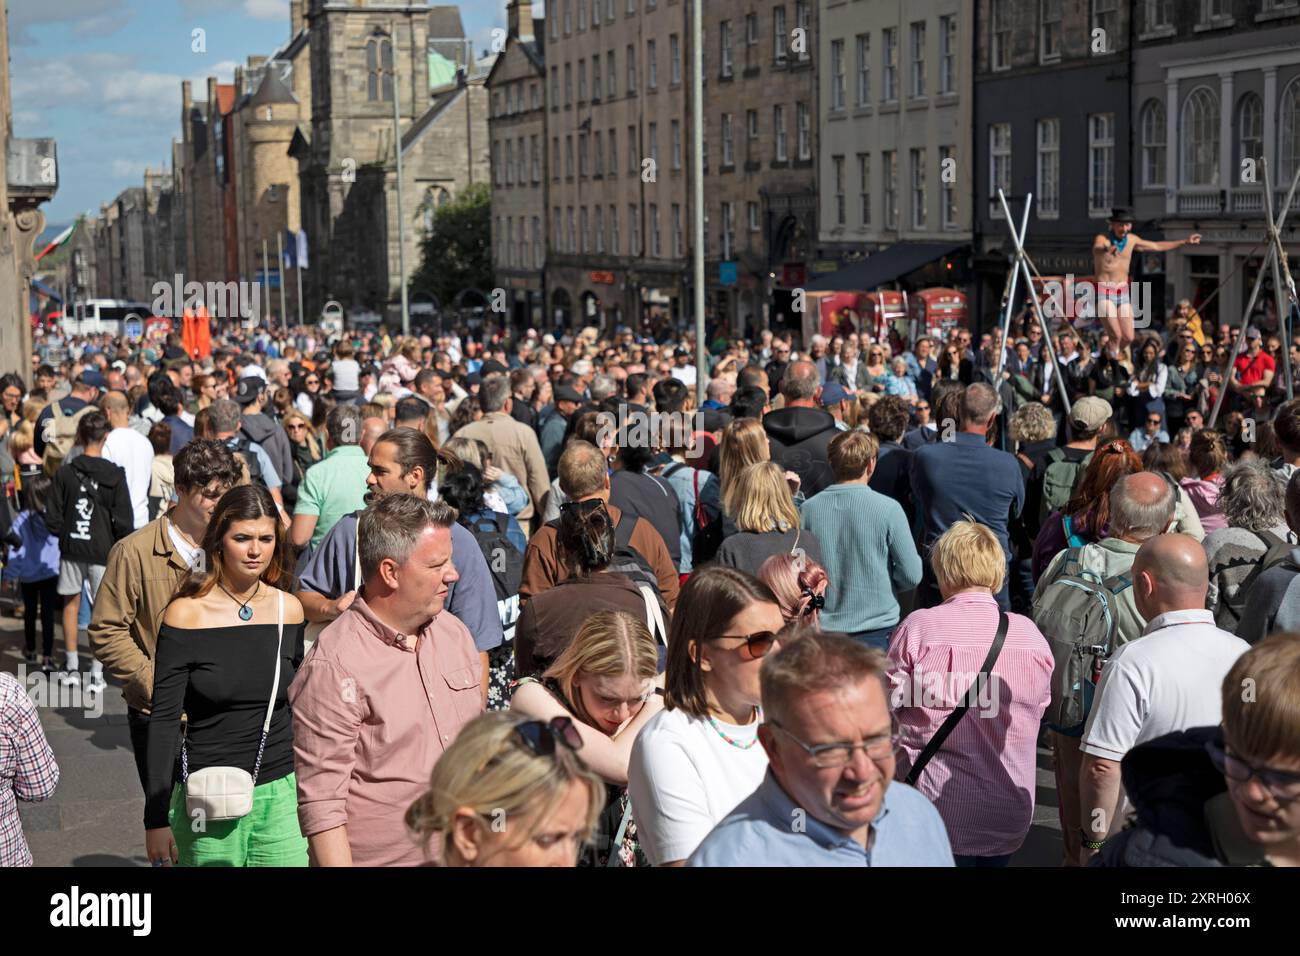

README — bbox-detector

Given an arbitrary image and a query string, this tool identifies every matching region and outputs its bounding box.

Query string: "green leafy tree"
[412,181,492,306]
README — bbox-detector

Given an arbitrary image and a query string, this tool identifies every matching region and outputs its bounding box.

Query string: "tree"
[411,182,492,307]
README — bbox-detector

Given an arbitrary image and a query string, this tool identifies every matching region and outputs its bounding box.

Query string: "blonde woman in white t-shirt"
[628,566,785,866]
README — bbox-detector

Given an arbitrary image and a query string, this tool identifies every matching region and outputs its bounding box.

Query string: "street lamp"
[373,23,410,336]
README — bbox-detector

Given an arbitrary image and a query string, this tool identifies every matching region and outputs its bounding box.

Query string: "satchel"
[183,590,285,822]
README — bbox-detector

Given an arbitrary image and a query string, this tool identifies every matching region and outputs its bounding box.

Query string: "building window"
[797,102,811,160]
[1144,0,1174,31]
[552,138,560,182]
[366,37,393,102]
[1238,93,1263,173]
[651,203,661,257]
[1282,79,1300,180]
[989,123,1011,215]
[795,2,810,61]
[855,35,870,107]
[607,51,617,97]
[910,23,925,98]
[746,13,759,70]
[722,114,734,166]
[592,0,599,26]
[647,39,657,89]
[595,205,604,253]
[551,67,559,108]
[630,204,640,256]
[830,40,846,111]
[1140,99,1166,188]
[581,207,590,253]
[595,131,604,176]
[554,207,562,250]
[940,146,956,229]
[579,132,589,177]
[629,124,638,173]
[627,44,637,93]
[1200,0,1232,25]
[565,63,573,105]
[533,216,542,267]
[910,148,927,229]
[578,59,587,101]
[858,153,870,225]
[672,204,683,256]
[505,140,514,185]
[882,28,897,102]
[593,57,602,100]
[1092,0,1118,49]
[721,21,734,78]
[552,6,559,40]
[567,207,576,252]
[939,16,956,94]
[749,201,761,232]
[1089,113,1115,215]
[671,34,681,85]
[722,202,736,259]
[492,141,501,186]
[610,205,620,255]
[1040,0,1061,62]
[991,0,1010,71]
[578,0,586,31]
[671,120,682,169]
[833,155,846,226]
[883,150,897,228]
[774,105,787,161]
[566,135,574,179]
[1181,87,1220,186]
[532,83,540,109]
[609,128,618,176]
[519,136,527,183]
[774,6,788,64]
[627,0,635,13]
[747,109,759,153]
[1037,118,1060,218]
[648,121,658,167]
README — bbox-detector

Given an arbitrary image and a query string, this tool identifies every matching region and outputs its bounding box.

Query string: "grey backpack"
[1031,547,1131,734]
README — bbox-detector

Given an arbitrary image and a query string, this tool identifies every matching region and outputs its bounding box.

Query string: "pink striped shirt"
[887,592,1053,857]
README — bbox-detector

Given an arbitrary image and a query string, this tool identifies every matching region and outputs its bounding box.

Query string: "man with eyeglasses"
[1077,535,1248,865]
[1093,634,1300,867]
[688,631,953,867]
[765,338,794,395]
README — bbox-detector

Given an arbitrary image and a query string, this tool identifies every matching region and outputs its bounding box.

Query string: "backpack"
[464,513,524,642]
[1037,448,1091,527]
[609,513,670,643]
[662,462,723,567]
[1212,531,1293,629]
[1031,547,1133,735]
[227,436,266,486]
[65,460,124,556]
[43,401,95,478]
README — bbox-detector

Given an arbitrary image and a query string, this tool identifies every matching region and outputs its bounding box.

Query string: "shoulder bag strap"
[606,795,635,868]
[352,524,362,594]
[692,468,705,527]
[904,611,1010,787]
[251,590,286,786]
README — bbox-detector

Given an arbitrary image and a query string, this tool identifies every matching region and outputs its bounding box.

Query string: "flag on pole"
[283,231,297,269]
[34,217,81,262]
[296,229,309,270]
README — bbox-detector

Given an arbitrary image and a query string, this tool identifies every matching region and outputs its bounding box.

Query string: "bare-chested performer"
[1092,207,1200,358]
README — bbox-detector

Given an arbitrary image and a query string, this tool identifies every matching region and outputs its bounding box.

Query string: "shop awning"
[807,242,966,292]
[30,278,63,302]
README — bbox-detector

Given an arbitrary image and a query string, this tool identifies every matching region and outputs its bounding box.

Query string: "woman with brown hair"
[143,484,307,866]
[192,373,219,411]
[1181,429,1230,534]
[628,566,785,866]
[1031,439,1143,583]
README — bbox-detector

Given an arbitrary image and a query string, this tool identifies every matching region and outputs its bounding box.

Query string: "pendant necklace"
[220,581,260,621]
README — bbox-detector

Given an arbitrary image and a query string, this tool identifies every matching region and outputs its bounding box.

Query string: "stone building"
[488,1,548,328]
[971,0,1131,327]
[705,0,820,338]
[179,79,236,288]
[542,0,693,331]
[294,0,490,324]
[1132,0,1300,334]
[816,0,972,308]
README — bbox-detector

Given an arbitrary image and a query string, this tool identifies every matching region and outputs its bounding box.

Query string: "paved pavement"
[2,611,1063,867]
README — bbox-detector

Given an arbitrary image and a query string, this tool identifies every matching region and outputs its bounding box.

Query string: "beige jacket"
[88,512,194,714]
[453,411,550,524]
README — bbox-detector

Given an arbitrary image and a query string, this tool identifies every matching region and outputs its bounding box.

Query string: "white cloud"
[7,0,130,42]
[111,158,149,178]
[243,0,290,19]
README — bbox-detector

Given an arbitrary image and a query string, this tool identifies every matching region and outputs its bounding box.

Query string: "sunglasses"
[706,630,780,661]
[513,717,584,757]
[306,379,319,386]
[916,404,930,411]
[1147,418,1163,425]
[1207,739,1300,802]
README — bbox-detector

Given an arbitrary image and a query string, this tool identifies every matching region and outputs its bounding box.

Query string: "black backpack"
[663,462,722,566]
[227,436,266,486]
[1212,530,1294,630]
[464,513,523,642]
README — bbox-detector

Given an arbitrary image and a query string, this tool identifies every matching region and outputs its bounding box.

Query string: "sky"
[9,0,513,233]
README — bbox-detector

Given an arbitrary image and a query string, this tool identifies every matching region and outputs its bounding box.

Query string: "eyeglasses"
[513,717,584,757]
[769,719,900,768]
[706,630,780,661]
[1207,739,1300,802]
[286,423,307,432]
[306,379,319,386]
[1147,417,1163,425]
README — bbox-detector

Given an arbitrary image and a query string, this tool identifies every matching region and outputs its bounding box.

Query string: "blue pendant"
[239,605,253,621]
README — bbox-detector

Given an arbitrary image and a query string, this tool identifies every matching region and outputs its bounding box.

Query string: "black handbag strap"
[904,611,1009,787]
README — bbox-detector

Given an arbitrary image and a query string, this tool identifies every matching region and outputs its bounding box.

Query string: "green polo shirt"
[293,445,371,549]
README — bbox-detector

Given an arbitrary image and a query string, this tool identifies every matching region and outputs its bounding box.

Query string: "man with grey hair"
[1034,470,1176,864]
[1203,460,1293,631]
[589,373,619,403]
[763,360,839,496]
[289,493,481,867]
[689,631,953,866]
[209,398,288,523]
[912,382,1025,609]
[291,403,371,550]
[453,372,549,529]
[703,376,736,410]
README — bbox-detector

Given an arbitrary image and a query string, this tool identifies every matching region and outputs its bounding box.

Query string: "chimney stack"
[290,0,304,36]
[508,1,534,41]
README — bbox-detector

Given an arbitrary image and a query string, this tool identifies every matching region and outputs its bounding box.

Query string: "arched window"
[1181,86,1219,187]
[1237,92,1262,173]
[367,37,394,102]
[1282,78,1300,182]
[1140,99,1166,188]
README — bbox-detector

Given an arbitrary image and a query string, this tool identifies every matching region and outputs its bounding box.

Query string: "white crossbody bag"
[183,591,285,822]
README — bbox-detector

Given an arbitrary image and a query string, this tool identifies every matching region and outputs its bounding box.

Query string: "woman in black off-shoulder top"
[144,484,308,867]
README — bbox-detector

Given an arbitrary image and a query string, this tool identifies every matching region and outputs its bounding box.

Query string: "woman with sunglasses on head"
[143,485,307,867]
[406,711,604,866]
[889,520,1053,867]
[510,609,663,866]
[628,566,785,866]
[758,551,828,628]
[1095,634,1300,867]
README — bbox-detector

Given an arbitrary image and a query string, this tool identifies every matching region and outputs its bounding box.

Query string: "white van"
[63,299,152,337]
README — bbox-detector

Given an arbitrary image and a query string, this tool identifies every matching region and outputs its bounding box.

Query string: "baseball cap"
[76,369,107,391]
[1069,395,1112,432]
[1246,326,1262,340]
[674,347,690,359]
[820,382,852,407]
[554,385,585,403]
[233,377,266,405]
[479,359,508,376]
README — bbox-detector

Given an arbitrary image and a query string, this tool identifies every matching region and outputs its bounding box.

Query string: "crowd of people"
[0,309,1298,870]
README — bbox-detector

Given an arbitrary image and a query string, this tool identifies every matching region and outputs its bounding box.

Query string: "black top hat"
[1108,206,1136,223]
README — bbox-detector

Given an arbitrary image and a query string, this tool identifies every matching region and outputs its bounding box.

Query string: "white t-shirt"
[166,522,204,572]
[627,705,769,865]
[670,365,697,387]
[103,426,155,530]
[1081,610,1249,763]
[332,358,360,392]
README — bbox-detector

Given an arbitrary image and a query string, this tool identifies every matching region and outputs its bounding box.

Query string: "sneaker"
[40,656,56,673]
[22,650,38,667]
[59,670,81,687]
[86,672,106,693]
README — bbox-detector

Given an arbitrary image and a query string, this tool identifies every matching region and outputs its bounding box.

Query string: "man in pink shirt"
[289,493,483,866]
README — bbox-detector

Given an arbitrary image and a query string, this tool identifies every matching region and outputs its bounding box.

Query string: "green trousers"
[168,773,308,867]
